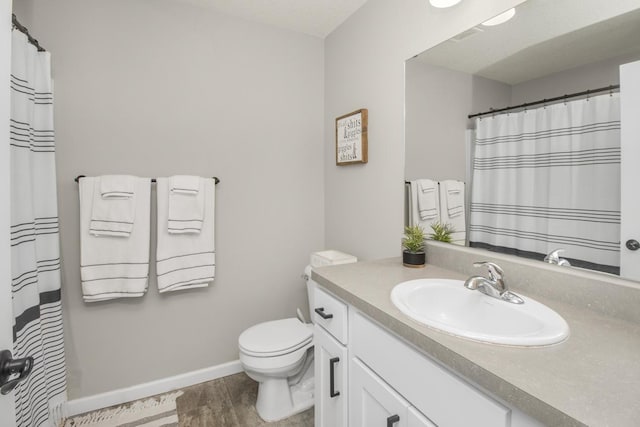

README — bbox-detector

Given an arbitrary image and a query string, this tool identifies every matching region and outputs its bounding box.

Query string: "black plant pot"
[403,250,425,268]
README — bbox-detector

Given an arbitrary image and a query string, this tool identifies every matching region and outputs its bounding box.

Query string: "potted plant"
[402,225,426,268]
[429,222,455,243]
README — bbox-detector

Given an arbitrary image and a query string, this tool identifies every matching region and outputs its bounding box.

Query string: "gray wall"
[405,62,471,182]
[323,0,526,260]
[405,61,511,182]
[511,51,640,104]
[14,0,324,399]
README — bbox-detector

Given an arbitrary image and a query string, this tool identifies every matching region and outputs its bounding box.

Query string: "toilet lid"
[239,318,313,357]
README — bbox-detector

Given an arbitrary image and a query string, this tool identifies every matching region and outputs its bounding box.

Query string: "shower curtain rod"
[12,14,45,52]
[468,84,620,119]
[74,175,220,184]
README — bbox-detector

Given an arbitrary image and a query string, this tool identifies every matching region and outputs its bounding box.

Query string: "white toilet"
[238,266,316,422]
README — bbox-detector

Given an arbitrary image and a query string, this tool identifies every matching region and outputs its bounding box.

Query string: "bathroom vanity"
[311,242,640,427]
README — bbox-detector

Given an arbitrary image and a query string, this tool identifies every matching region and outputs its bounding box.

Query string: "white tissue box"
[311,250,357,268]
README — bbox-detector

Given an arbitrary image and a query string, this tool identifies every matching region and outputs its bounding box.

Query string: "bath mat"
[63,391,183,427]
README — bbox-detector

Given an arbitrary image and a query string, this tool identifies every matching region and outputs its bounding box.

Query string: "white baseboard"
[65,360,243,417]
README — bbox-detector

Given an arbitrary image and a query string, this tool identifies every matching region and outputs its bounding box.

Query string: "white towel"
[445,183,464,218]
[417,179,439,221]
[439,180,466,246]
[79,177,151,302]
[90,175,137,237]
[168,176,204,234]
[170,175,200,194]
[409,180,440,230]
[100,174,135,198]
[156,177,215,293]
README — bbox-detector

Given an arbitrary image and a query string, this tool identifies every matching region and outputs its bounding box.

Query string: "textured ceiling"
[175,0,369,38]
[415,0,640,85]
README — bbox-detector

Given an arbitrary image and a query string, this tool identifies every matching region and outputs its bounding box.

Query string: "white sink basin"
[390,279,569,346]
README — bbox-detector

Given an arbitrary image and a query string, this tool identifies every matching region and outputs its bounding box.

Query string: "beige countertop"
[312,258,640,427]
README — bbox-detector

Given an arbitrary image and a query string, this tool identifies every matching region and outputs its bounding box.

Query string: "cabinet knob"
[387,414,400,427]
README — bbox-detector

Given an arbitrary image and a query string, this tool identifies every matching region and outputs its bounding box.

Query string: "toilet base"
[255,375,314,422]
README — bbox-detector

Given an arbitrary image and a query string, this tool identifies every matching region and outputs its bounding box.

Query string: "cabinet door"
[352,311,509,426]
[314,325,348,427]
[408,407,437,427]
[350,357,409,427]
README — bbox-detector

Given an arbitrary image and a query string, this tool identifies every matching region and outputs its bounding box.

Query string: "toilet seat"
[239,318,312,358]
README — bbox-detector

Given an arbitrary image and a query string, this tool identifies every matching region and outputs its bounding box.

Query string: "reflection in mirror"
[404,0,640,281]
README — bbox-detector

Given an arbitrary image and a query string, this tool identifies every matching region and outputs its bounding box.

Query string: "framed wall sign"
[336,108,368,165]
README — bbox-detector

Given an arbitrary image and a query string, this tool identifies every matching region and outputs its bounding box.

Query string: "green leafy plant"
[402,225,425,253]
[429,222,455,243]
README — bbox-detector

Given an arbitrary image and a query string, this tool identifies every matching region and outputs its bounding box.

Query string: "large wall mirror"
[405,0,640,281]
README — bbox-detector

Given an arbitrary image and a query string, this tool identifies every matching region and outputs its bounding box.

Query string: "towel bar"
[74,175,220,184]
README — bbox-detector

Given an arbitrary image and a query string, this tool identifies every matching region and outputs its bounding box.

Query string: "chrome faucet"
[464,261,524,304]
[544,249,571,266]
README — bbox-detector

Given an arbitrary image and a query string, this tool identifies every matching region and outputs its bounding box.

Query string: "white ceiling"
[175,0,369,38]
[414,0,640,85]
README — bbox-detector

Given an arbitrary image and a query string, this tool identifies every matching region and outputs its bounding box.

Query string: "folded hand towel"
[90,175,137,237]
[170,175,200,194]
[409,180,441,230]
[168,176,204,234]
[157,177,215,293]
[80,177,151,302]
[100,174,135,198]
[417,179,439,221]
[439,180,466,246]
[445,183,464,218]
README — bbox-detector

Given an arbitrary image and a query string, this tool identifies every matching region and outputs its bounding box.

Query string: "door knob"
[0,350,34,395]
[626,239,640,251]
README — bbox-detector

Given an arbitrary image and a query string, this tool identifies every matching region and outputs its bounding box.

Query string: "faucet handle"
[544,249,571,266]
[472,261,504,281]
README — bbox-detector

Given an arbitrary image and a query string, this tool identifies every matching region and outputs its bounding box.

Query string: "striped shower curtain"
[10,30,67,425]
[469,93,621,274]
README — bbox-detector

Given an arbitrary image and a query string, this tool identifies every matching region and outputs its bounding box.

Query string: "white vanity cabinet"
[313,286,349,427]
[350,357,436,427]
[351,310,510,427]
[408,408,438,427]
[313,282,543,427]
